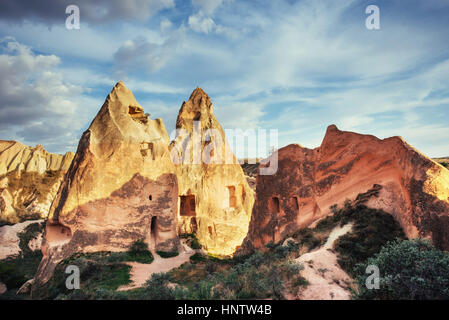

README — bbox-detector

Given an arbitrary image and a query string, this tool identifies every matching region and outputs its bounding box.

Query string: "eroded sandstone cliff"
[0,142,74,224]
[170,88,254,256]
[34,82,180,287]
[240,125,449,253]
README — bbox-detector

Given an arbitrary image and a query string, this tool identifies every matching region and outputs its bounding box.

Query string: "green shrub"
[111,240,154,264]
[293,276,309,288]
[35,253,133,300]
[176,280,215,300]
[354,239,449,300]
[265,266,284,299]
[0,262,28,289]
[204,261,217,273]
[190,253,207,264]
[33,242,157,299]
[333,205,406,275]
[264,241,276,250]
[180,233,202,249]
[157,250,179,258]
[292,228,322,250]
[246,251,265,267]
[143,273,176,300]
[129,240,148,253]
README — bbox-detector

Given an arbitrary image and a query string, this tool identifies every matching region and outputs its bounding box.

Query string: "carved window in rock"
[190,217,198,233]
[180,195,196,216]
[140,142,154,160]
[227,186,237,208]
[193,112,201,121]
[269,196,280,214]
[241,185,246,203]
[129,105,149,124]
[150,216,158,242]
[291,196,299,212]
[46,224,72,243]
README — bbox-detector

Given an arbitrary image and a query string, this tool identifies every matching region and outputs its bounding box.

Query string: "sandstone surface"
[0,142,74,224]
[34,82,180,287]
[0,141,73,176]
[170,88,254,256]
[240,125,449,253]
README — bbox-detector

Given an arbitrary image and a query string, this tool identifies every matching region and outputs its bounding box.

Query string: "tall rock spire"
[34,82,180,288]
[170,87,254,256]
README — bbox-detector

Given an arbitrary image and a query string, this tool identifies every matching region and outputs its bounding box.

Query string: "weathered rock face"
[170,88,254,256]
[0,141,73,176]
[34,82,180,286]
[0,142,74,224]
[240,125,449,253]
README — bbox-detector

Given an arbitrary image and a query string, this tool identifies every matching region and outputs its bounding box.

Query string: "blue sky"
[0,0,448,158]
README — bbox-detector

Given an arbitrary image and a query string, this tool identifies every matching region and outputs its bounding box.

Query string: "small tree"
[144,273,175,300]
[130,239,148,253]
[355,239,449,300]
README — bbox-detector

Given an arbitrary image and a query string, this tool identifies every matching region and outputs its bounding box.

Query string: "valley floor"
[118,242,196,291]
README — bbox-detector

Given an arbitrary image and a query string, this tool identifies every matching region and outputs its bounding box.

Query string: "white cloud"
[160,18,173,34]
[191,0,224,15]
[0,37,99,153]
[0,21,165,63]
[125,79,186,95]
[188,12,216,34]
[214,101,265,129]
[1,0,449,158]
[113,26,185,73]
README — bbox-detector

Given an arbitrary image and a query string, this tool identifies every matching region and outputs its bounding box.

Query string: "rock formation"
[34,82,180,286]
[240,125,449,253]
[0,142,74,224]
[0,141,73,176]
[170,88,254,256]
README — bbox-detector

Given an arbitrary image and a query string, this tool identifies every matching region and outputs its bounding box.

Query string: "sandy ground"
[118,242,195,291]
[294,223,354,300]
[0,220,44,260]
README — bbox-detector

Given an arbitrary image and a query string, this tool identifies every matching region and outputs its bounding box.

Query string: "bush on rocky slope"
[329,203,406,276]
[354,239,449,300]
[28,201,445,301]
[33,240,153,299]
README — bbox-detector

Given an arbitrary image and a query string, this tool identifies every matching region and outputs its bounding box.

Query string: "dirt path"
[0,220,44,260]
[294,223,354,300]
[118,243,195,291]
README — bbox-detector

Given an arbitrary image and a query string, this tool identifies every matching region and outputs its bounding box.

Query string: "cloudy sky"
[0,0,448,158]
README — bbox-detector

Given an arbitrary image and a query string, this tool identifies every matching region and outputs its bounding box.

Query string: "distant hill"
[0,141,74,225]
[432,157,449,169]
